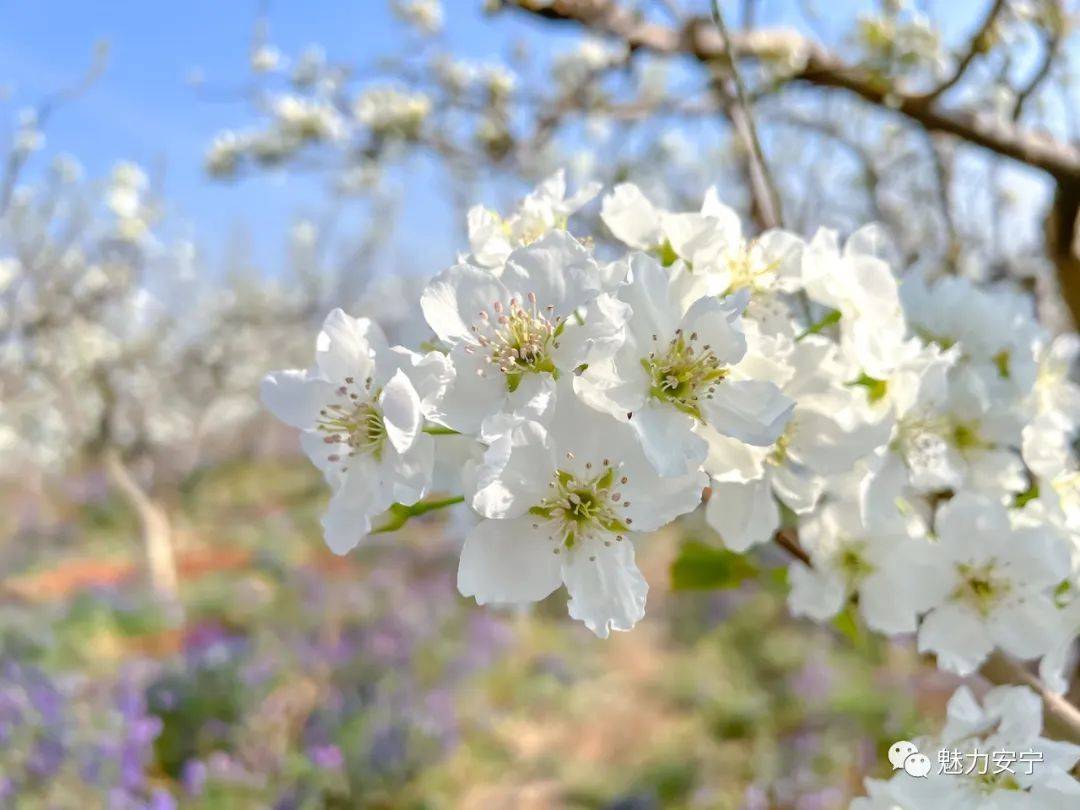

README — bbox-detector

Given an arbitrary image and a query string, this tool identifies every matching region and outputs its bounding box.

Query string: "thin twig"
[1012,13,1063,121]
[709,0,782,228]
[504,1,1080,182]
[927,133,960,270]
[0,42,109,215]
[921,0,1008,103]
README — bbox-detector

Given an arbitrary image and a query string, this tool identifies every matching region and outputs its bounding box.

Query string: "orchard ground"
[0,450,960,808]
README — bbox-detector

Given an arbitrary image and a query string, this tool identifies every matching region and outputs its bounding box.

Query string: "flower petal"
[379,369,422,454]
[315,309,386,382]
[562,539,648,638]
[260,369,333,429]
[457,517,563,605]
[601,183,661,249]
[630,400,708,477]
[918,603,995,676]
[471,419,553,519]
[705,477,778,552]
[701,379,794,446]
[420,262,507,344]
[321,467,382,555]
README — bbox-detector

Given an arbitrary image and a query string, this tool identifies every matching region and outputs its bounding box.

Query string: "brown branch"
[979,652,1080,744]
[921,0,1008,103]
[1012,20,1063,121]
[773,526,810,566]
[501,0,1080,183]
[710,0,782,228]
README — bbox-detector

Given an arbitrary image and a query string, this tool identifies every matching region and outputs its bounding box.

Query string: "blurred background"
[1,0,1077,807]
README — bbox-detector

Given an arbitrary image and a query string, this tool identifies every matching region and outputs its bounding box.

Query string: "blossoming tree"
[206,0,1080,804]
[0,123,323,603]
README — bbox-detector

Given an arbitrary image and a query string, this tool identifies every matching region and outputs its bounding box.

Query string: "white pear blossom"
[261,309,452,554]
[1030,333,1080,431]
[901,271,1042,399]
[459,388,706,637]
[851,685,1080,809]
[601,183,805,340]
[602,184,800,282]
[861,354,1029,531]
[601,182,737,263]
[552,37,627,89]
[913,492,1071,675]
[242,171,1080,730]
[250,44,282,73]
[802,225,908,380]
[577,253,794,477]
[354,85,431,139]
[392,0,443,35]
[787,498,939,634]
[205,131,244,178]
[421,231,628,434]
[706,334,889,550]
[466,170,601,268]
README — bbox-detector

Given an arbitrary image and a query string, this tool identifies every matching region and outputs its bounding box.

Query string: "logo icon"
[888,740,930,778]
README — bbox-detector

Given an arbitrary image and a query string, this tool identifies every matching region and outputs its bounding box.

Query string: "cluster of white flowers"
[353,86,432,141]
[12,108,43,156]
[391,0,443,36]
[273,95,346,144]
[264,171,1080,668]
[552,37,627,91]
[0,156,314,479]
[432,55,517,99]
[853,685,1080,808]
[104,161,155,243]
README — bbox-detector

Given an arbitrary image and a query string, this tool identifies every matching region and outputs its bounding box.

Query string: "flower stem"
[422,424,460,435]
[371,495,465,534]
[795,308,841,341]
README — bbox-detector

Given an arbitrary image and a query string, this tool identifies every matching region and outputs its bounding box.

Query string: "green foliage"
[148,655,246,776]
[795,308,841,341]
[670,540,758,591]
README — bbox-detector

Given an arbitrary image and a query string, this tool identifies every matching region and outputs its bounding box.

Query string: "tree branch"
[1012,14,1063,121]
[0,42,109,215]
[501,0,1080,183]
[921,0,1008,103]
[710,0,782,228]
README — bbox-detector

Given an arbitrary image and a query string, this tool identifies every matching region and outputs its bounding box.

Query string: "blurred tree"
[203,0,1080,329]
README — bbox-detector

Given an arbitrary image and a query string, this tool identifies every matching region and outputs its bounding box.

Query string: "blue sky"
[0,1,992,277]
[0,1,562,275]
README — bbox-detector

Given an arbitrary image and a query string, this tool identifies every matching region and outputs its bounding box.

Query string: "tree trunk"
[102,448,179,602]
[1048,180,1080,329]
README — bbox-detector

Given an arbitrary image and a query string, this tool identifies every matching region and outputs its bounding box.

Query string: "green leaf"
[670,541,758,591]
[656,240,679,267]
[1014,480,1039,508]
[796,308,840,341]
[832,604,862,646]
[848,372,889,403]
[768,565,789,590]
[1054,579,1073,608]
